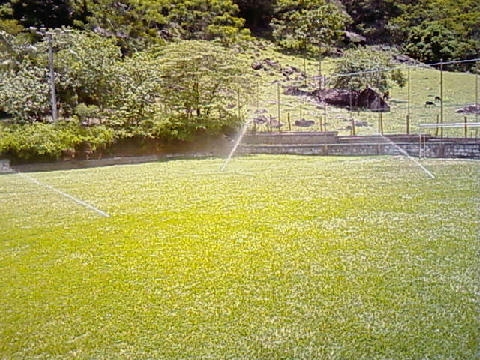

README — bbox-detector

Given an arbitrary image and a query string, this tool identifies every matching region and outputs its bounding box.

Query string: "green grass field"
[1,155,479,359]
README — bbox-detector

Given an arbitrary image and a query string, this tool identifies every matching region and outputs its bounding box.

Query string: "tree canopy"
[1,0,478,61]
[271,0,350,54]
[331,47,406,93]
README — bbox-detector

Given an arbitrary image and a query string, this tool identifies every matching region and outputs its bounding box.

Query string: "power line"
[330,57,480,78]
[428,58,480,67]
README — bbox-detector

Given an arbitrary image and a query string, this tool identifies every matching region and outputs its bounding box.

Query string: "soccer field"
[0,155,478,359]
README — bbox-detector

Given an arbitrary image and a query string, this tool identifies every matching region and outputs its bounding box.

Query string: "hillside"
[1,0,479,62]
[0,0,479,161]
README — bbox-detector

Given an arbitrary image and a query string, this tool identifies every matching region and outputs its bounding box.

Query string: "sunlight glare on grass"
[0,155,478,359]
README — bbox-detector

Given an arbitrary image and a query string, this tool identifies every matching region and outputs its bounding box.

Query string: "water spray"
[376,134,435,179]
[220,119,252,172]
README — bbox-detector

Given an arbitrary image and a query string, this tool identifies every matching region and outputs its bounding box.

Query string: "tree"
[55,30,122,111]
[161,0,250,44]
[0,30,38,71]
[0,30,51,121]
[271,0,350,54]
[103,51,164,135]
[152,40,255,139]
[403,22,458,64]
[73,0,169,54]
[0,62,50,122]
[388,0,480,65]
[233,0,274,35]
[331,47,405,93]
[341,0,400,43]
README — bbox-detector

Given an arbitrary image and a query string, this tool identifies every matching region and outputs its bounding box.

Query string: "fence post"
[378,113,384,135]
[418,134,422,158]
[277,82,281,132]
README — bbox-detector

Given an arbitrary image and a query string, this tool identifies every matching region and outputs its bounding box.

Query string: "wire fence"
[248,58,480,138]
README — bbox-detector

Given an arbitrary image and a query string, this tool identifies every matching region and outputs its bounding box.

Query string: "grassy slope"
[247,45,479,137]
[0,156,478,359]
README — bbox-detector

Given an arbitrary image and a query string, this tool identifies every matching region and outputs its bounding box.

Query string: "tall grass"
[0,156,479,359]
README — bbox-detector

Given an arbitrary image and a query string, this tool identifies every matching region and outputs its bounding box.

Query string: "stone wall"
[243,132,338,145]
[239,133,480,159]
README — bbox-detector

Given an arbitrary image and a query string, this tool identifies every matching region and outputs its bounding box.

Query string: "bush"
[0,122,113,162]
[403,22,458,64]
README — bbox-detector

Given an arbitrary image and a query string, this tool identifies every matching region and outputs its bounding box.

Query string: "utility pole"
[277,82,281,132]
[46,31,57,122]
[406,67,410,134]
[439,59,444,137]
[30,27,71,122]
[476,60,479,126]
[318,50,323,91]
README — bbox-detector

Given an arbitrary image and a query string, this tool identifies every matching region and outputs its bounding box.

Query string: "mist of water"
[220,120,251,172]
[376,134,435,179]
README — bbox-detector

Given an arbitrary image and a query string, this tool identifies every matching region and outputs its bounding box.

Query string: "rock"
[456,104,480,114]
[294,119,315,127]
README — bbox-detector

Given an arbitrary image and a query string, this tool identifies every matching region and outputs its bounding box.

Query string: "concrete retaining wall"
[243,132,338,145]
[239,133,480,159]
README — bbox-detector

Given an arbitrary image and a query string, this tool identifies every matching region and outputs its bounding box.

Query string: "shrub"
[0,122,113,162]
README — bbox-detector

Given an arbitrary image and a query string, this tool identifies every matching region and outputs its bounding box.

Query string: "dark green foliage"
[339,0,480,66]
[271,0,350,54]
[0,1,22,34]
[72,0,168,54]
[11,0,73,28]
[342,0,400,43]
[0,121,113,161]
[388,0,480,65]
[403,22,458,64]
[161,0,249,43]
[233,0,274,35]
[67,0,249,53]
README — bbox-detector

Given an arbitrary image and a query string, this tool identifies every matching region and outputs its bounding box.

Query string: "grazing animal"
[434,96,442,102]
[425,101,436,108]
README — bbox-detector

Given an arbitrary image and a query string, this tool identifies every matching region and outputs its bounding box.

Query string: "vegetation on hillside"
[0,0,478,160]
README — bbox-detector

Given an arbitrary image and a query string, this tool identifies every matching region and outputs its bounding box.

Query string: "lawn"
[0,155,479,359]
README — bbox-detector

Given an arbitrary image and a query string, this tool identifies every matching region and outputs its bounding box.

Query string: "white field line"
[16,172,110,218]
[375,135,436,179]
